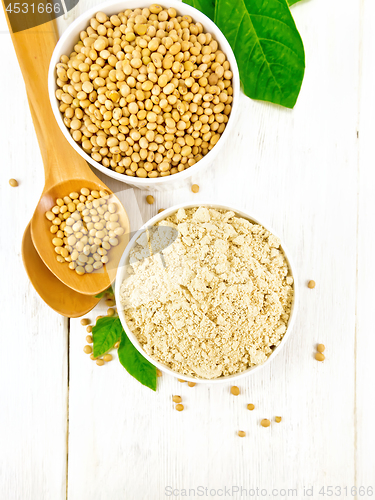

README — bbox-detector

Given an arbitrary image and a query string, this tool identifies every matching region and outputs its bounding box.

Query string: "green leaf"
[92,316,157,390]
[214,0,305,108]
[92,316,122,357]
[183,0,215,20]
[118,329,157,391]
[288,0,301,5]
[94,285,114,299]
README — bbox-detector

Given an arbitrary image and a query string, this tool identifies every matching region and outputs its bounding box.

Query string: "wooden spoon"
[22,222,100,317]
[21,98,101,316]
[5,14,130,296]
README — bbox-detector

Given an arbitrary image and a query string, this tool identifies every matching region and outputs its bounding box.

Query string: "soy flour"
[119,207,294,379]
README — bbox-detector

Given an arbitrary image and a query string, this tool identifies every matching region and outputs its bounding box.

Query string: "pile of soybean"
[45,188,125,275]
[55,5,233,178]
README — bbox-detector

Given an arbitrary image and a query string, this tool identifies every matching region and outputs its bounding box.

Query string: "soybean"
[55,7,234,179]
[45,188,124,276]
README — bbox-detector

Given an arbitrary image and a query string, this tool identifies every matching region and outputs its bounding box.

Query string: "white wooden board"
[1,0,375,498]
[356,0,375,489]
[0,11,68,500]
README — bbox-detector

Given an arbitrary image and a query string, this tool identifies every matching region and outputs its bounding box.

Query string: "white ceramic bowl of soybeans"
[115,203,299,384]
[48,0,240,191]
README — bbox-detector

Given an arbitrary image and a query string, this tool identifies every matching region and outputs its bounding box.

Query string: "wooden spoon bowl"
[31,178,130,296]
[22,222,100,317]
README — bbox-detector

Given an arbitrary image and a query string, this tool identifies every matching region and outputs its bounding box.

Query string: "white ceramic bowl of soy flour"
[115,203,299,384]
[48,0,240,191]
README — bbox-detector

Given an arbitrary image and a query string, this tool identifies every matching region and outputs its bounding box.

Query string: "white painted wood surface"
[1,0,375,498]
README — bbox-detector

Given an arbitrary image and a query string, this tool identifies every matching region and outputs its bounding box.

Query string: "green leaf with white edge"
[92,316,122,357]
[214,0,305,108]
[118,329,157,391]
[183,0,215,21]
[182,0,301,18]
[95,285,114,299]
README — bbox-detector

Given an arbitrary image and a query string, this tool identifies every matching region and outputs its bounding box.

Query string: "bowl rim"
[48,0,241,186]
[115,202,299,384]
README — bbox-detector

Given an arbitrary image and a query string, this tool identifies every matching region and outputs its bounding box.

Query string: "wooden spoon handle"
[2,4,98,187]
[4,19,57,105]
